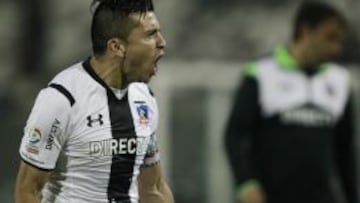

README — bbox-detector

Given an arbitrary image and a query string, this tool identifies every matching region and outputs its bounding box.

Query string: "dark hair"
[91,0,154,55]
[293,1,346,41]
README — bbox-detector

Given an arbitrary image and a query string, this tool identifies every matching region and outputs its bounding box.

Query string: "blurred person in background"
[225,2,357,203]
[14,0,174,203]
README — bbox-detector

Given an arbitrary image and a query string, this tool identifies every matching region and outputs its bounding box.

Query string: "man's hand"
[236,181,266,203]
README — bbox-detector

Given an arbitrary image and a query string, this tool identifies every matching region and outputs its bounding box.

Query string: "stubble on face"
[121,12,164,85]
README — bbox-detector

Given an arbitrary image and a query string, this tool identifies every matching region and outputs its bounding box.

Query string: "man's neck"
[90,55,123,89]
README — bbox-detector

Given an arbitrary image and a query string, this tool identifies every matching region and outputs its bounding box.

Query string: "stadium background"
[1,0,360,202]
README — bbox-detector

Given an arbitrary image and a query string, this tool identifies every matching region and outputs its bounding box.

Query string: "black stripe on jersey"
[107,93,137,202]
[48,83,75,107]
[82,58,137,202]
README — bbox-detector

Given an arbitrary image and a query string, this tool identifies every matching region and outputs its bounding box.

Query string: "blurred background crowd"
[1,0,360,202]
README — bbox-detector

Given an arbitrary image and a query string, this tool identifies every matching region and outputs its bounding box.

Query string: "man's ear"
[107,38,126,58]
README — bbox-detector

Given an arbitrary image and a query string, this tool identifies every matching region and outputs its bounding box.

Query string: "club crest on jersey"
[325,83,336,97]
[26,128,42,155]
[136,104,149,125]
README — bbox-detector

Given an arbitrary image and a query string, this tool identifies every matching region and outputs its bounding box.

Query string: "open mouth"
[152,54,164,75]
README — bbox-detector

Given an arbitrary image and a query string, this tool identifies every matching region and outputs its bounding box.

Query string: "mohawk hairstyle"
[91,0,154,55]
[91,0,154,13]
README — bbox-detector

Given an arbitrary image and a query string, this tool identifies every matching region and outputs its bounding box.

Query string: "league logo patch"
[136,104,149,125]
[26,128,42,155]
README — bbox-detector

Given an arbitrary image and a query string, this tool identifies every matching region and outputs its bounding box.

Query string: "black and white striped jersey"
[19,59,160,203]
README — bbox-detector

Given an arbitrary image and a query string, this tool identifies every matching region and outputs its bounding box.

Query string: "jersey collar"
[83,57,110,89]
[82,58,128,100]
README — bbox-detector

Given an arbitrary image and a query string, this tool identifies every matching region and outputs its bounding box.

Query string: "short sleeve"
[142,133,160,167]
[19,87,71,170]
[127,83,160,167]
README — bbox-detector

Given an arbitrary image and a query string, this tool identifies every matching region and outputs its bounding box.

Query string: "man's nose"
[157,32,166,50]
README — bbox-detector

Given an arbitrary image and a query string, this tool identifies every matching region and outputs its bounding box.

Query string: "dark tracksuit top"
[225,46,358,203]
